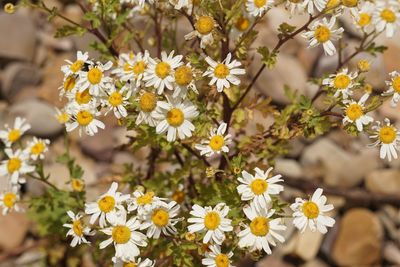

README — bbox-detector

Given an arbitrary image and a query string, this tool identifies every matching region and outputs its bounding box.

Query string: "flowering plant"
[2,0,400,265]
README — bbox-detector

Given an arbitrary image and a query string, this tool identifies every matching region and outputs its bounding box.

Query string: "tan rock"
[332,209,383,266]
[0,212,30,251]
[365,169,400,195]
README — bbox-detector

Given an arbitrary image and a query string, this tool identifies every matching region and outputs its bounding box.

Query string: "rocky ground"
[0,1,400,267]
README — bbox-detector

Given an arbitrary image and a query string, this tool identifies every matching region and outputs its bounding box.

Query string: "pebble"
[365,169,400,195]
[0,212,30,251]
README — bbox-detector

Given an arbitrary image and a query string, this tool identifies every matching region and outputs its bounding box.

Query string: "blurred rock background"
[0,1,400,266]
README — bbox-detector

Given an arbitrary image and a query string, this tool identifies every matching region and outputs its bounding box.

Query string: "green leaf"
[54,25,86,38]
[257,46,277,69]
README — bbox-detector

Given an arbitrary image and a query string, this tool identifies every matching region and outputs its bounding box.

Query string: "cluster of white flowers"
[65,170,336,264]
[0,117,50,215]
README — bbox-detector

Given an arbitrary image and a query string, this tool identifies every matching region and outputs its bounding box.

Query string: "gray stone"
[275,158,304,179]
[0,13,37,62]
[8,99,63,137]
[80,127,115,162]
[1,63,42,100]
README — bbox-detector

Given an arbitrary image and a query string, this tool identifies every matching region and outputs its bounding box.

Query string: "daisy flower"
[65,104,105,136]
[237,167,284,209]
[232,15,252,38]
[238,203,286,254]
[195,122,232,157]
[85,182,130,227]
[351,2,375,31]
[112,51,150,87]
[382,71,400,107]
[202,244,235,267]
[65,87,97,108]
[153,96,199,142]
[203,53,245,92]
[135,91,159,127]
[342,94,373,132]
[302,16,344,56]
[0,186,21,215]
[55,108,71,125]
[0,149,34,185]
[322,68,358,99]
[102,84,132,119]
[63,211,94,247]
[127,190,164,217]
[59,74,79,98]
[78,61,113,96]
[99,211,147,262]
[187,203,233,245]
[61,51,91,77]
[144,51,183,95]
[173,63,198,99]
[114,258,155,267]
[246,0,274,17]
[26,137,50,160]
[140,201,181,238]
[185,15,217,49]
[291,188,335,234]
[369,118,400,161]
[301,0,326,14]
[169,0,193,14]
[0,117,31,147]
[373,1,400,38]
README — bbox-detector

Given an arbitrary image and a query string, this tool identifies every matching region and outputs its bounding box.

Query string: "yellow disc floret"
[71,178,84,192]
[72,220,83,236]
[139,92,157,112]
[175,66,193,86]
[381,9,396,23]
[357,13,371,27]
[133,61,147,75]
[392,76,400,93]
[75,89,92,105]
[4,3,15,14]
[342,0,358,7]
[314,26,331,43]
[204,211,221,230]
[76,110,94,126]
[108,91,123,107]
[254,0,267,8]
[333,74,351,89]
[209,135,225,151]
[7,158,21,173]
[152,209,169,227]
[63,76,76,92]
[379,126,397,144]
[195,16,215,35]
[250,179,268,195]
[3,192,17,208]
[70,60,84,73]
[8,129,21,143]
[345,103,363,121]
[112,225,131,244]
[155,62,171,79]
[166,108,184,127]
[250,216,269,236]
[215,254,230,267]
[214,64,230,79]
[31,142,45,155]
[87,67,103,85]
[235,16,250,32]
[302,201,320,219]
[136,191,154,205]
[98,195,115,213]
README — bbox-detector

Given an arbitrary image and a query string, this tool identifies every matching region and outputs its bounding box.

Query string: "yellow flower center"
[172,190,185,203]
[70,60,84,73]
[204,211,221,230]
[71,178,84,192]
[123,62,133,73]
[342,0,358,7]
[75,89,92,105]
[250,216,269,236]
[214,64,230,79]
[72,220,83,236]
[254,0,267,8]
[31,142,45,155]
[302,201,320,219]
[4,3,15,14]
[357,59,370,72]
[166,108,185,127]
[3,192,16,208]
[155,62,171,79]
[123,263,137,267]
[379,126,397,144]
[112,225,131,244]
[174,66,193,86]
[133,61,147,75]
[392,76,400,93]
[358,13,371,27]
[98,195,116,213]
[235,16,250,32]
[76,110,94,126]
[152,209,169,227]
[333,74,351,89]
[215,254,230,267]
[8,129,21,143]
[250,179,268,195]
[346,103,363,121]
[209,135,225,151]
[7,158,21,173]
[63,76,76,92]
[136,192,154,205]
[195,16,215,35]
[87,67,103,85]
[381,9,396,23]
[139,92,157,112]
[326,0,341,8]
[56,112,70,124]
[314,25,331,43]
[108,92,123,107]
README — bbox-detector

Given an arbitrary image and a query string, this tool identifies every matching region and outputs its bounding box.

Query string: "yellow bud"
[363,83,373,94]
[4,3,15,14]
[185,232,196,241]
[357,59,370,72]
